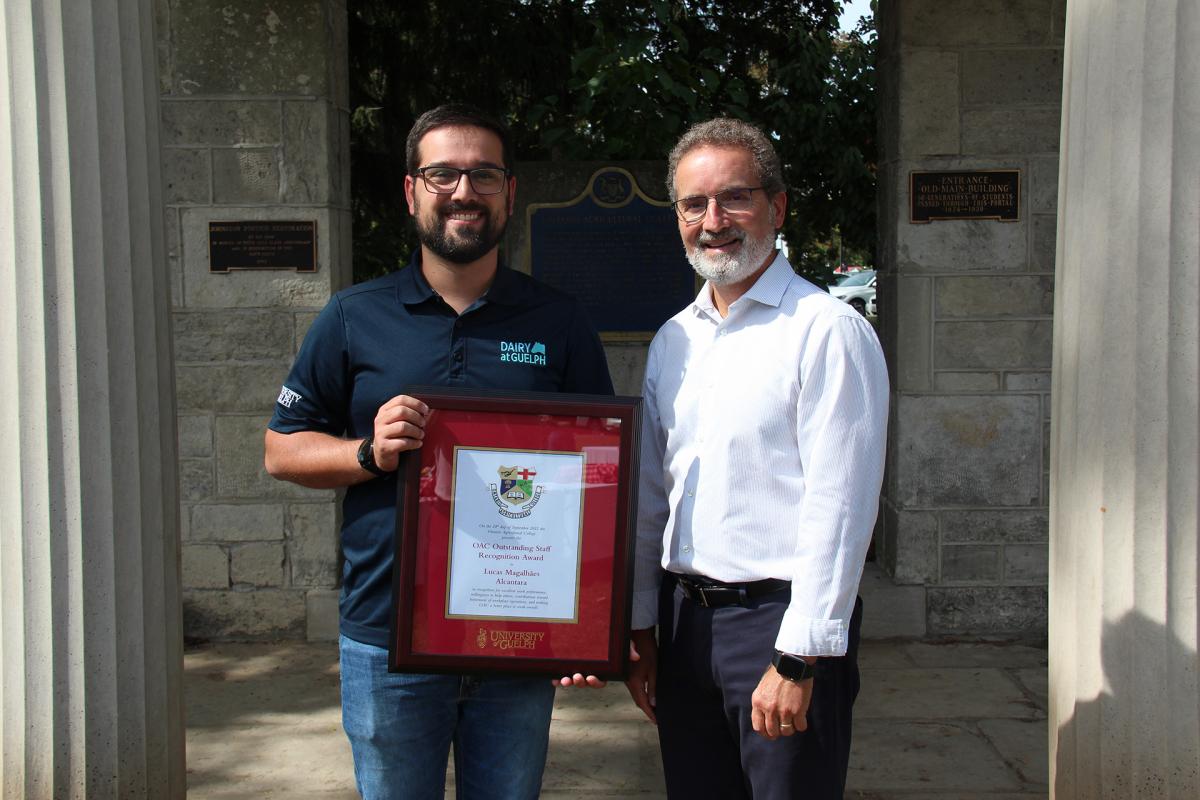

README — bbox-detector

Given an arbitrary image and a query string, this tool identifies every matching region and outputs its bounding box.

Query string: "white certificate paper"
[446,447,585,621]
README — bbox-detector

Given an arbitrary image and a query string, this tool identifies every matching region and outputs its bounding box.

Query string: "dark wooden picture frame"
[388,387,641,679]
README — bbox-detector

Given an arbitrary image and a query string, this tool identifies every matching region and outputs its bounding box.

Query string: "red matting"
[389,388,640,679]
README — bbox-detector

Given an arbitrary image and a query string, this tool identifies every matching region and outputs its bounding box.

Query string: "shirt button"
[682,545,692,553]
[686,490,694,497]
[454,351,463,362]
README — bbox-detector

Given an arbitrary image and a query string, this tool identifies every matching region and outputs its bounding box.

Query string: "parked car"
[828,269,875,316]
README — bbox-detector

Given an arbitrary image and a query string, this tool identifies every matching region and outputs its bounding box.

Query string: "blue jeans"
[338,635,556,800]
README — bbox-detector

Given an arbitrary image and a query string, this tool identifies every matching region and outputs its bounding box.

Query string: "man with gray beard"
[625,118,888,799]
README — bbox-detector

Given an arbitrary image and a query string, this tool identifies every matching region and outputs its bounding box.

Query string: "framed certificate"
[388,387,642,679]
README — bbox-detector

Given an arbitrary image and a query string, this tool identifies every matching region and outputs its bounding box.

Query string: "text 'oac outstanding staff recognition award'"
[446,449,584,622]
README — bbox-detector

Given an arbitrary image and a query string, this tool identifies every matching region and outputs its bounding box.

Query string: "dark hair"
[405,104,514,174]
[666,118,786,201]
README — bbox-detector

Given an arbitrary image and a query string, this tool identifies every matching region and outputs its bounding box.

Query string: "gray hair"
[666,118,786,202]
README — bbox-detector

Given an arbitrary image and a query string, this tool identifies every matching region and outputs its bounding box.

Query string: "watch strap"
[356,435,391,477]
[771,650,816,682]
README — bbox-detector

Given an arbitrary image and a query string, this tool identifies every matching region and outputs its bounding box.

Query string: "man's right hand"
[625,628,658,724]
[371,395,431,472]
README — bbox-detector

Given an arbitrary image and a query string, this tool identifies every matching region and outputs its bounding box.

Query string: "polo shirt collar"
[691,250,793,318]
[481,261,523,306]
[395,254,437,305]
[394,251,522,307]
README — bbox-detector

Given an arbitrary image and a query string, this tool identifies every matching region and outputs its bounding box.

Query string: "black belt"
[671,573,790,608]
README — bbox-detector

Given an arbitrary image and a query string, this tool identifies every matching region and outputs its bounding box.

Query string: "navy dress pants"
[655,575,863,799]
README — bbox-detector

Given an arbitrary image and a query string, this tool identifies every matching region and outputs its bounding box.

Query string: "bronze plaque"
[208,220,317,272]
[909,170,1020,223]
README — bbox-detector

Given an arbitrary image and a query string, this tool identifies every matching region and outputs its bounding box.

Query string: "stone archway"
[2,1,1196,796]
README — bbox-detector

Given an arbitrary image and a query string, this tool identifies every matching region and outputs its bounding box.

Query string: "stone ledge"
[927,585,1047,637]
[183,589,306,640]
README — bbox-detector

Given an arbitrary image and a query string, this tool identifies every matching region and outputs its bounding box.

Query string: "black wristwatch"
[356,436,393,477]
[771,650,816,682]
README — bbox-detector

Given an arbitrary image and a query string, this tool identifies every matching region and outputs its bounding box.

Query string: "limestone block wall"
[156,0,350,640]
[876,0,1065,636]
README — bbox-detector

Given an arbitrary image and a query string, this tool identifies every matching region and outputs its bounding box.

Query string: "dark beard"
[415,201,507,264]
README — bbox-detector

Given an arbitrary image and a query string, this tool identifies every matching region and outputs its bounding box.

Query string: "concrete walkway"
[185,639,1048,798]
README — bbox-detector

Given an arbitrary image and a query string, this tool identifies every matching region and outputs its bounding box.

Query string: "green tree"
[348,0,876,283]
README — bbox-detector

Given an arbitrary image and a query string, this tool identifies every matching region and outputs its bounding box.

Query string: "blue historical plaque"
[526,168,694,338]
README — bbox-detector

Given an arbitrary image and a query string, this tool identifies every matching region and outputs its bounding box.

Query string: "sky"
[838,0,873,31]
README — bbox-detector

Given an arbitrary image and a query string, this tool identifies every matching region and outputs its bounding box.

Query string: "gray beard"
[686,229,777,286]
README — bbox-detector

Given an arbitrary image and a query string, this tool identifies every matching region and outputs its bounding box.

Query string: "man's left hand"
[553,638,648,689]
[750,665,812,740]
[553,673,605,688]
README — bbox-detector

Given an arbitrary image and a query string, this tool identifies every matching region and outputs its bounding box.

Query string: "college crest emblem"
[489,465,544,519]
[498,465,536,505]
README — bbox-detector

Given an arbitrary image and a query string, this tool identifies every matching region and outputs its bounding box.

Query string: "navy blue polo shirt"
[269,256,614,647]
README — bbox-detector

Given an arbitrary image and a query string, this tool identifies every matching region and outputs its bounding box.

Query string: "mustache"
[696,228,745,245]
[441,201,489,215]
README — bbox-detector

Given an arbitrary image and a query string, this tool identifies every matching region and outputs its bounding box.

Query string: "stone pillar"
[0,1,184,796]
[155,0,350,640]
[1050,0,1199,795]
[875,0,1065,636]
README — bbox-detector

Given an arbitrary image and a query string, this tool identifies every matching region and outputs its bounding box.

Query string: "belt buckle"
[694,585,747,607]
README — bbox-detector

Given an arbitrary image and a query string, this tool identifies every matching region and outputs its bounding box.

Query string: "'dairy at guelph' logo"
[499,340,547,366]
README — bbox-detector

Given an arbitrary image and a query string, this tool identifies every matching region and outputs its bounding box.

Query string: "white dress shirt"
[632,253,889,656]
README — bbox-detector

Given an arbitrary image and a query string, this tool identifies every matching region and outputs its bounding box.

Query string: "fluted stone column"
[0,1,184,797]
[1050,0,1199,796]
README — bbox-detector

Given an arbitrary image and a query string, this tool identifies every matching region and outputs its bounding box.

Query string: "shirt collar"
[480,260,523,306]
[740,251,793,308]
[395,252,437,305]
[691,250,793,319]
[394,251,522,307]
[692,279,719,318]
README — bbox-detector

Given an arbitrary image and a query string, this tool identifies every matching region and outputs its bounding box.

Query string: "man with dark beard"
[264,104,612,800]
[625,118,888,799]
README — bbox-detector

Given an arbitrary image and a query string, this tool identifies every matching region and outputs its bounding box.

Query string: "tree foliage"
[349,0,876,282]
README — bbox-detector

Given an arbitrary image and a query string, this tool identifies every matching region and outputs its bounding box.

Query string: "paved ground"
[185,639,1048,798]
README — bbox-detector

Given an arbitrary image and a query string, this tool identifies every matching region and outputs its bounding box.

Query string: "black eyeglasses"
[673,187,763,223]
[414,166,510,195]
